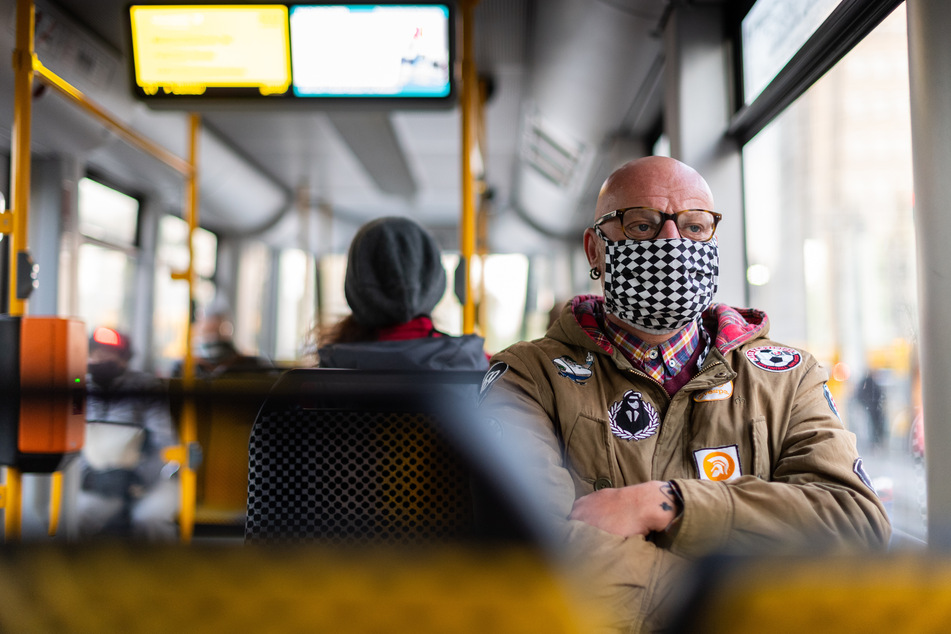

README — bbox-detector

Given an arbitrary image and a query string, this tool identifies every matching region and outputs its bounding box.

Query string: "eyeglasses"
[593,207,722,242]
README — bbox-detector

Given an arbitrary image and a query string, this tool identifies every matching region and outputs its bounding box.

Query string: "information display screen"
[128,3,455,107]
[290,5,450,97]
[130,5,292,96]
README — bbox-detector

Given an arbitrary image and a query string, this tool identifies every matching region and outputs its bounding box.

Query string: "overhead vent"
[521,117,586,189]
[13,0,122,91]
[474,0,530,68]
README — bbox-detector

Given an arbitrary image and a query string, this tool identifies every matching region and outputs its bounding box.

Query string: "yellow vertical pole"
[3,0,35,543]
[178,112,201,543]
[47,471,62,536]
[2,469,22,541]
[475,77,490,334]
[8,0,33,318]
[460,0,480,334]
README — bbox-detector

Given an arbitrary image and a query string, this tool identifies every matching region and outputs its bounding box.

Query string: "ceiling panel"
[3,0,671,252]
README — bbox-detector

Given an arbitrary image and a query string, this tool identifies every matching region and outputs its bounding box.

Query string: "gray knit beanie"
[344,216,447,328]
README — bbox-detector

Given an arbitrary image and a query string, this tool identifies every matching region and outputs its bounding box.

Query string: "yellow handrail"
[460,0,481,335]
[32,61,193,177]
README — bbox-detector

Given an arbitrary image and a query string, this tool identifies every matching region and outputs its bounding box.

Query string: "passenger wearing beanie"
[316,216,489,371]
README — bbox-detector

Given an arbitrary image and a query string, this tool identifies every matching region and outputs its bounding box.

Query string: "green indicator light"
[75,377,81,383]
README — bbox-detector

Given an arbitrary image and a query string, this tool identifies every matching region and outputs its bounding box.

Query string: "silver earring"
[589,267,601,280]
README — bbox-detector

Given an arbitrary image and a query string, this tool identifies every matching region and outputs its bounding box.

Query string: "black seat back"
[245,369,544,547]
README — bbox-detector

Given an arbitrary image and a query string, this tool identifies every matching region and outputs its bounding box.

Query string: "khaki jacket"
[481,297,890,632]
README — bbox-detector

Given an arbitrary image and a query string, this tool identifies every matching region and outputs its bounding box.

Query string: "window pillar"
[907,0,951,549]
[663,4,747,308]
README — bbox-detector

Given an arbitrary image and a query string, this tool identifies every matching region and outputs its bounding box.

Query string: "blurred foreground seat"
[0,542,599,633]
[0,368,607,632]
[667,552,951,633]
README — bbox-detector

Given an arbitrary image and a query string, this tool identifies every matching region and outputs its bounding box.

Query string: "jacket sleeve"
[669,360,892,557]
[481,349,688,632]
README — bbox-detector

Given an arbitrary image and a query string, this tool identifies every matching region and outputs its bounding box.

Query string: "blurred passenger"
[184,310,272,377]
[857,368,888,450]
[315,216,489,371]
[479,156,891,632]
[77,327,180,541]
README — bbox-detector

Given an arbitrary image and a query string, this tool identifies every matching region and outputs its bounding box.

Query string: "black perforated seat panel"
[245,370,486,545]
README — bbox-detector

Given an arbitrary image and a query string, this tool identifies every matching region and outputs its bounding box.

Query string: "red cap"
[90,327,132,359]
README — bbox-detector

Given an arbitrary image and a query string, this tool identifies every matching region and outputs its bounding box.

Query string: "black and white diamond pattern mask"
[598,231,719,335]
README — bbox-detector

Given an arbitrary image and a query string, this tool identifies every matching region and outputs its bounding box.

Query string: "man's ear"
[583,227,602,269]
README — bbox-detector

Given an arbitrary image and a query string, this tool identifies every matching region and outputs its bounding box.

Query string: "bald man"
[479,157,890,631]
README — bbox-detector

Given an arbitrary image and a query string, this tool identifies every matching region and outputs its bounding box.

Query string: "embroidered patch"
[693,445,742,481]
[608,390,660,441]
[823,383,840,419]
[693,381,734,403]
[552,352,594,384]
[479,362,508,401]
[745,346,802,372]
[854,458,875,492]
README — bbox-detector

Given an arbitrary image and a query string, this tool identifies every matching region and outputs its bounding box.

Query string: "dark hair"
[314,315,379,348]
[303,315,378,367]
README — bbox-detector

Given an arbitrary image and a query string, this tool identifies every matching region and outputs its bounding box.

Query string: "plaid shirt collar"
[570,296,710,384]
[605,317,703,384]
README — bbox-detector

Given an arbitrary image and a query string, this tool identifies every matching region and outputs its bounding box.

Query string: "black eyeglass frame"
[592,207,723,242]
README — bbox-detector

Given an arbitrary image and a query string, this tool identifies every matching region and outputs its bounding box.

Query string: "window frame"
[73,175,144,331]
[728,0,904,145]
[79,171,143,251]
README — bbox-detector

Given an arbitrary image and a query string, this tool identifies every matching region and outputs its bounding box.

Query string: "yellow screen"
[130,5,292,96]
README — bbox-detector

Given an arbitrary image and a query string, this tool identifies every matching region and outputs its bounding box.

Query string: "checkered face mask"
[601,236,719,335]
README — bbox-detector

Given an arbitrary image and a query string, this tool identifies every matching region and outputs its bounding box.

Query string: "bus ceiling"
[0,0,670,254]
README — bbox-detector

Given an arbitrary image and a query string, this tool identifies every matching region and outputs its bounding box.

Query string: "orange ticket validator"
[0,316,86,472]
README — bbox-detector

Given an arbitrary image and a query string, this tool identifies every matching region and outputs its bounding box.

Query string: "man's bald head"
[594,156,714,224]
[583,156,719,344]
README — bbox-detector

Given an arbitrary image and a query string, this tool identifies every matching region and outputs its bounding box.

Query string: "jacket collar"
[561,296,769,357]
[567,295,614,353]
[701,303,769,354]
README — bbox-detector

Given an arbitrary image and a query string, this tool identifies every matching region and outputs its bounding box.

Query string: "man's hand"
[568,480,681,537]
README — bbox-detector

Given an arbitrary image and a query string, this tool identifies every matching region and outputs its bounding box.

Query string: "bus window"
[481,254,529,353]
[76,244,135,329]
[274,247,316,363]
[74,178,139,331]
[434,252,463,335]
[78,178,138,245]
[742,0,841,104]
[743,5,919,542]
[235,240,272,357]
[152,215,218,375]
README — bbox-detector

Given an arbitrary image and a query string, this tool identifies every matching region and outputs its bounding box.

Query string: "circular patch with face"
[745,346,803,372]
